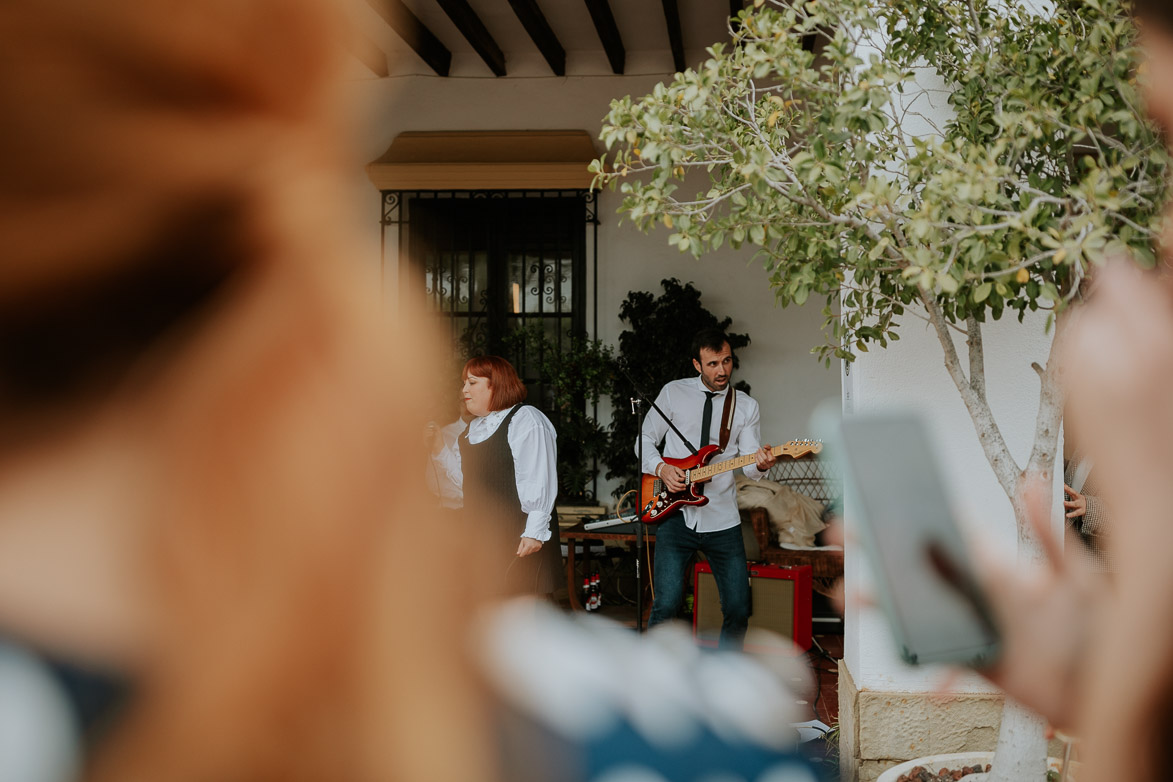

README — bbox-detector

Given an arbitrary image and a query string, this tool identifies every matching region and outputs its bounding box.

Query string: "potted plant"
[877,752,1069,782]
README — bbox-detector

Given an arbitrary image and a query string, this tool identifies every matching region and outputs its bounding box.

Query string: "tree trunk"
[987,700,1048,781]
[986,315,1066,781]
[924,305,1067,780]
[987,491,1051,780]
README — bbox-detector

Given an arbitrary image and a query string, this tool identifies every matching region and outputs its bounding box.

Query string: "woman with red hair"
[436,355,562,594]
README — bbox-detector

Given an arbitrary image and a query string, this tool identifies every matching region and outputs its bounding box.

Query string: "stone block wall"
[838,661,1064,781]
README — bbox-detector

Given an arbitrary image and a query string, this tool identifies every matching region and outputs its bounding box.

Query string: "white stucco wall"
[842,308,1058,693]
[837,16,1067,697]
[342,70,841,496]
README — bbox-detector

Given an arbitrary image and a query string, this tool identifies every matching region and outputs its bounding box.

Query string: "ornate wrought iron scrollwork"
[558,262,571,307]
[543,261,558,305]
[456,271,470,306]
[527,261,542,301]
[380,191,401,226]
[582,190,598,224]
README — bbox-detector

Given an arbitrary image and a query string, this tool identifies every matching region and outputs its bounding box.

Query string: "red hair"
[462,355,526,411]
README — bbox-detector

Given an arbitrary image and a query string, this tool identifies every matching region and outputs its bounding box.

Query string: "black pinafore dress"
[459,404,561,594]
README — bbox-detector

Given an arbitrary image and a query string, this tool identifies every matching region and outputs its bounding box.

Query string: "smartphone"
[818,408,1001,667]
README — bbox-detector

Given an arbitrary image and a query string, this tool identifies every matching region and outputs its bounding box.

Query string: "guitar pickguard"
[639,464,711,522]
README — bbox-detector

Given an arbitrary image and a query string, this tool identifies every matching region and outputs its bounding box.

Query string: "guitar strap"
[717,388,736,453]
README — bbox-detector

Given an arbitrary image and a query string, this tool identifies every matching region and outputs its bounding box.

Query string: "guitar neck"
[689,444,785,482]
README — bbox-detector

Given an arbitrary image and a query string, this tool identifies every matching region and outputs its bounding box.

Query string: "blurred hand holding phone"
[815,406,1001,667]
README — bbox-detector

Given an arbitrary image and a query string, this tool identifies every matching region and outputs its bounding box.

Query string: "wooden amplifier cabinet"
[692,562,812,651]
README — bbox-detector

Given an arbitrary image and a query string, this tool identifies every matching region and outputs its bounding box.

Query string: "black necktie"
[700,391,717,447]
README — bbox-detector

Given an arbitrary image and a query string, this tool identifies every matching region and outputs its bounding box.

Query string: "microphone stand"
[623,365,700,633]
[631,396,645,632]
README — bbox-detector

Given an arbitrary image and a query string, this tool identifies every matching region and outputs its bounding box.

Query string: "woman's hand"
[516,537,542,557]
[1062,484,1086,519]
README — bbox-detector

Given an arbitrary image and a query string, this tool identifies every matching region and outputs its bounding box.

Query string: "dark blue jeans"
[648,513,749,649]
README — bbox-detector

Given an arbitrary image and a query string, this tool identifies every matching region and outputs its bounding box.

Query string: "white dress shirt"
[638,375,766,533]
[436,405,558,542]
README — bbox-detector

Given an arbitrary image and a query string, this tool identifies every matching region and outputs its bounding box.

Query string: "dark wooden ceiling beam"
[436,0,506,76]
[507,0,566,76]
[583,0,625,74]
[365,0,451,77]
[661,0,685,72]
[347,30,390,77]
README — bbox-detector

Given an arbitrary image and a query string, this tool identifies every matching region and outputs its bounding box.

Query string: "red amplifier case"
[692,562,813,651]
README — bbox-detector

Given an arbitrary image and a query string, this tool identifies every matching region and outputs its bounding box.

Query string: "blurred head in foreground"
[0,1,493,780]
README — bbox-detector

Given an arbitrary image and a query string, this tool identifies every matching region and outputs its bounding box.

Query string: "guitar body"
[637,439,822,524]
[638,444,723,523]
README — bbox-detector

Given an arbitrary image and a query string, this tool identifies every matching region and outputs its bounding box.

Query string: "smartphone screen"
[833,412,1000,666]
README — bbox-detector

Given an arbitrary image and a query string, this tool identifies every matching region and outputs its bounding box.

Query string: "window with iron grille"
[380,189,602,498]
[383,188,596,375]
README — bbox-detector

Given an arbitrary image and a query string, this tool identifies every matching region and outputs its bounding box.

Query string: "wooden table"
[561,521,655,612]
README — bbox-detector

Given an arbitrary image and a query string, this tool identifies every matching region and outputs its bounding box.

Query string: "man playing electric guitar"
[638,328,777,649]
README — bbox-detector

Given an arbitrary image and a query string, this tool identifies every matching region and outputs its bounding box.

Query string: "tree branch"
[966,314,986,400]
[921,289,1020,494]
[1017,310,1068,547]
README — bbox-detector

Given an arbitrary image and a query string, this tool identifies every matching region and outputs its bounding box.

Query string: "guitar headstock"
[780,438,822,459]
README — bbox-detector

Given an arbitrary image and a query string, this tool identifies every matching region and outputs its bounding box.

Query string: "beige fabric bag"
[735,475,826,547]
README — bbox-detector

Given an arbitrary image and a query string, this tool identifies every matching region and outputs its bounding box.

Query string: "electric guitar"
[639,439,822,523]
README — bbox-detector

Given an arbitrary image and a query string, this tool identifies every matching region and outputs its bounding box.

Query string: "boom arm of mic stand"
[619,364,700,457]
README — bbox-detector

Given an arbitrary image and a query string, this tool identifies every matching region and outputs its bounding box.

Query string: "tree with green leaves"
[592,0,1168,778]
